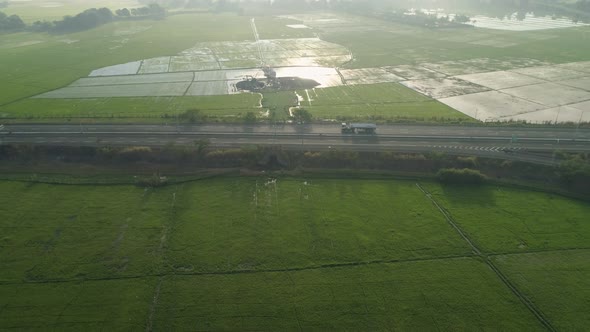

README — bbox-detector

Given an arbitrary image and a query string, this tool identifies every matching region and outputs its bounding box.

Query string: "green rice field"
[0,177,588,330]
[297,83,470,121]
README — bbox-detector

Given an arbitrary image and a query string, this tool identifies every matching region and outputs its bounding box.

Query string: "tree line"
[0,11,25,32]
[0,4,166,34]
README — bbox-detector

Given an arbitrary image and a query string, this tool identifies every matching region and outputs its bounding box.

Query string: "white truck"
[341,122,377,134]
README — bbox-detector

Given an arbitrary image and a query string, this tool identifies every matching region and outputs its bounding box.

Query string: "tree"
[436,168,487,185]
[115,8,131,17]
[292,108,312,124]
[180,109,203,124]
[194,139,211,156]
[31,20,53,32]
[244,112,257,123]
[0,11,26,32]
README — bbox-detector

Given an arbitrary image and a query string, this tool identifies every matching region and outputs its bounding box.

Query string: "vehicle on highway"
[341,122,377,134]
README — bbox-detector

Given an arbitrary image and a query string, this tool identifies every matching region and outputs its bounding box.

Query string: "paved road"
[1,123,589,165]
[2,123,589,139]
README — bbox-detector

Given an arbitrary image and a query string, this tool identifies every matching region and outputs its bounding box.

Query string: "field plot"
[35,82,191,98]
[154,259,541,330]
[169,57,220,72]
[0,278,156,331]
[469,38,518,48]
[88,38,350,77]
[35,37,350,100]
[0,94,262,119]
[440,63,590,123]
[254,17,318,39]
[512,65,587,81]
[89,61,141,76]
[0,13,254,106]
[71,72,194,87]
[423,183,590,254]
[500,82,590,108]
[384,65,445,80]
[340,68,404,84]
[437,90,545,121]
[2,177,589,329]
[454,71,545,90]
[137,57,171,74]
[557,77,590,91]
[492,250,590,331]
[420,60,490,76]
[507,105,590,123]
[168,179,471,271]
[296,83,467,120]
[557,61,590,73]
[0,182,173,281]
[186,80,239,96]
[467,13,589,31]
[401,78,490,99]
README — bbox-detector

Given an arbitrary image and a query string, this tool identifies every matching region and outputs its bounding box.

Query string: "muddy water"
[236,77,320,92]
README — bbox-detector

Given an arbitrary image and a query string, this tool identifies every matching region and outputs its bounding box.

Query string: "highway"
[1,123,589,165]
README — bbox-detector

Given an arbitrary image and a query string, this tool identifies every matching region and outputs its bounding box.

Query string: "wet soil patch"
[236,76,320,92]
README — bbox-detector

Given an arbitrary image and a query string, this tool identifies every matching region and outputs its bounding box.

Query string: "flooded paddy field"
[1,178,590,330]
[2,10,590,123]
[431,62,590,123]
[466,12,590,31]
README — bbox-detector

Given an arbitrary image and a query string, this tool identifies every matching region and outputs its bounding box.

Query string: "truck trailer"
[341,122,377,134]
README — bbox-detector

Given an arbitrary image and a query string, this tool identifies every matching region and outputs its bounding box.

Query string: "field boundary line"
[416,182,556,332]
[415,183,480,255]
[145,276,164,332]
[487,247,590,257]
[0,254,474,286]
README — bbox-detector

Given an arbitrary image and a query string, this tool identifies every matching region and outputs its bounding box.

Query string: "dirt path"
[145,277,164,332]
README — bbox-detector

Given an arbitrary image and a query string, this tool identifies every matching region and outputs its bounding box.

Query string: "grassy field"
[0,177,589,329]
[153,258,541,330]
[297,83,471,121]
[0,13,253,106]
[423,183,590,254]
[322,18,590,68]
[492,250,590,331]
[253,16,318,39]
[0,94,262,120]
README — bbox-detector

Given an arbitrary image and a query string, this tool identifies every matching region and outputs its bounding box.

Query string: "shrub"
[135,174,168,187]
[437,168,487,184]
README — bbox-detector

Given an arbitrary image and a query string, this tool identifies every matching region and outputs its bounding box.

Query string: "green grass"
[1,176,589,329]
[261,90,298,120]
[0,181,173,281]
[154,258,542,330]
[0,278,156,331]
[168,179,471,272]
[492,250,590,331]
[298,83,471,121]
[323,18,590,68]
[423,183,590,254]
[253,16,318,39]
[0,94,262,119]
[0,13,253,106]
